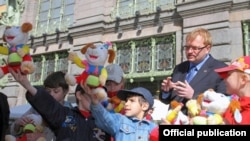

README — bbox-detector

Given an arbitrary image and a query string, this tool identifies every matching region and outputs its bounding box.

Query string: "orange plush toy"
[0,22,35,78]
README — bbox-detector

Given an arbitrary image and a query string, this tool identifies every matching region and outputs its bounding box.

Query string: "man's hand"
[161,77,175,92]
[172,80,194,99]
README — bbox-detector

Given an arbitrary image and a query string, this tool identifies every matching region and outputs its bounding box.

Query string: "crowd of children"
[1,28,250,141]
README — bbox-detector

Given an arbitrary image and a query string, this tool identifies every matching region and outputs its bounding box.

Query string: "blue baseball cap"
[117,87,154,109]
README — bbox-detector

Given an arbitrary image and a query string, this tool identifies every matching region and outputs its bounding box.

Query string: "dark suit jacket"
[159,55,227,115]
[0,92,10,141]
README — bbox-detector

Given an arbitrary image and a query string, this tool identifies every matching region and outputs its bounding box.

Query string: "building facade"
[0,0,250,107]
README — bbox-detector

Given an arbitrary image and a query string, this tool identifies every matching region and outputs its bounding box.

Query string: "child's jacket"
[26,87,110,141]
[91,103,157,141]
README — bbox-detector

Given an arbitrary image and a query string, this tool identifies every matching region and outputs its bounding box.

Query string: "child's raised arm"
[9,68,37,95]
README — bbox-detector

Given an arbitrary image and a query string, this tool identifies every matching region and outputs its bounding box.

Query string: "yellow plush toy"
[165,100,189,125]
[186,99,201,117]
[0,22,35,78]
[65,42,115,103]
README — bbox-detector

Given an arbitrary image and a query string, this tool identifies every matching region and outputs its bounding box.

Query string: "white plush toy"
[0,22,35,78]
[189,89,240,125]
[65,42,115,106]
[201,89,230,115]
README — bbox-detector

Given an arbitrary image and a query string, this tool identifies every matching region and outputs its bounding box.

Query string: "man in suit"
[0,92,10,141]
[160,28,227,115]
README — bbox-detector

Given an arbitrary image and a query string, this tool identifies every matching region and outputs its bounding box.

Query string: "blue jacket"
[91,103,157,141]
[26,87,110,141]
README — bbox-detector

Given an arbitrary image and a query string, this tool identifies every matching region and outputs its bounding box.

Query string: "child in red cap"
[214,56,250,124]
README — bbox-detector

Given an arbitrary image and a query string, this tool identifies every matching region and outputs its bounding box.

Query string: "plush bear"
[66,42,115,104]
[5,114,46,141]
[0,22,35,78]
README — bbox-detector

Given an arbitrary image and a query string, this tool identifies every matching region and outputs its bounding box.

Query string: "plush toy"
[0,22,35,78]
[165,100,189,125]
[200,89,231,115]
[189,89,241,125]
[5,114,46,141]
[107,95,125,113]
[186,99,201,117]
[66,42,115,103]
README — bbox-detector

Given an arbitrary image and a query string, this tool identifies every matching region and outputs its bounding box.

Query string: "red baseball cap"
[214,56,250,79]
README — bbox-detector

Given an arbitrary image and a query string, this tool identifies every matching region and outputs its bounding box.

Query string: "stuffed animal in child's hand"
[5,114,46,141]
[67,42,115,86]
[0,22,35,78]
[66,42,115,103]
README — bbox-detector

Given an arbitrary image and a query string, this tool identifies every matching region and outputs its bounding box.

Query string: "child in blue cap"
[85,86,157,141]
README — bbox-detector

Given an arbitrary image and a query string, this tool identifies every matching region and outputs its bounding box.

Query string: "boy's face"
[46,87,67,104]
[77,91,91,111]
[105,80,123,92]
[124,96,149,120]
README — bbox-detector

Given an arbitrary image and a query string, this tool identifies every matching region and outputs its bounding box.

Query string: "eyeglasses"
[183,45,207,51]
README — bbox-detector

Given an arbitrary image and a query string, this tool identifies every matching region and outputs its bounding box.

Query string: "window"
[0,0,6,5]
[115,34,175,74]
[242,21,250,55]
[111,0,176,20]
[35,0,75,36]
[114,34,175,94]
[30,51,69,85]
[30,56,43,84]
[135,40,152,72]
[155,36,174,71]
[43,54,56,79]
